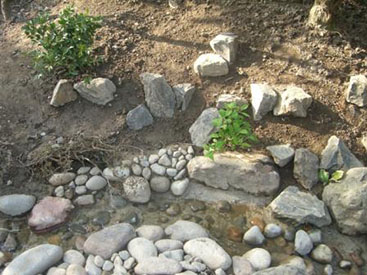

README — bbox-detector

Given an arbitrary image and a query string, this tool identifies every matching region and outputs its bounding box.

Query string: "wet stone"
[69,223,87,234]
[243,226,265,246]
[190,201,206,212]
[216,200,231,212]
[92,211,111,227]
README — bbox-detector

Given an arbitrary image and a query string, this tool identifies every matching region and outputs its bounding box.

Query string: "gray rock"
[322,167,367,235]
[150,176,171,193]
[324,264,333,275]
[166,168,178,177]
[74,78,115,106]
[119,250,130,261]
[193,53,229,77]
[311,244,333,264]
[113,166,130,179]
[49,172,76,186]
[126,104,154,130]
[165,220,208,242]
[74,195,95,206]
[171,178,190,196]
[173,83,195,111]
[63,250,85,266]
[142,167,152,180]
[280,256,306,271]
[161,249,184,262]
[85,255,102,275]
[273,86,312,117]
[264,223,282,238]
[75,175,88,186]
[77,167,91,174]
[123,257,135,270]
[48,267,67,275]
[215,268,226,275]
[75,186,87,195]
[308,229,322,244]
[345,75,367,107]
[243,226,265,245]
[158,154,172,167]
[188,153,280,195]
[83,223,136,259]
[189,108,220,147]
[232,256,255,275]
[128,237,158,262]
[174,168,186,180]
[251,83,278,121]
[85,176,107,191]
[184,237,232,270]
[137,225,164,241]
[320,135,363,173]
[210,33,238,63]
[134,256,182,274]
[2,244,63,275]
[151,163,166,176]
[3,233,17,252]
[216,94,247,109]
[66,264,87,275]
[102,260,113,271]
[252,265,305,275]
[293,148,319,190]
[50,79,78,107]
[158,149,167,157]
[176,159,187,171]
[266,144,295,167]
[243,248,271,271]
[123,176,151,203]
[155,239,183,253]
[149,154,159,164]
[0,194,36,216]
[54,186,65,197]
[140,73,176,118]
[294,230,313,256]
[132,164,142,176]
[269,186,331,227]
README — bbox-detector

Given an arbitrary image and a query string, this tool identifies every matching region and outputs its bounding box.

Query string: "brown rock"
[250,217,265,232]
[227,226,244,242]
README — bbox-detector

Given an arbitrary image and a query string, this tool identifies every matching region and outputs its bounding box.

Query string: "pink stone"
[28,196,74,233]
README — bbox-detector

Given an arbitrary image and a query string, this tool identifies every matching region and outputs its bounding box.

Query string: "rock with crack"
[187,152,280,196]
[189,108,220,147]
[209,33,238,64]
[74,78,116,105]
[293,148,319,190]
[50,79,78,107]
[251,83,278,121]
[345,75,367,107]
[322,167,367,235]
[273,86,312,117]
[193,53,229,77]
[140,73,176,118]
[126,104,154,130]
[173,83,195,111]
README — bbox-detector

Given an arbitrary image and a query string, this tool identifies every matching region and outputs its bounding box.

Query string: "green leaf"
[319,169,329,183]
[330,170,344,182]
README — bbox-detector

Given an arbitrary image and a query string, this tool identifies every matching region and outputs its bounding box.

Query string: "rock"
[74,195,94,206]
[166,168,178,177]
[94,255,105,267]
[215,268,226,275]
[85,176,107,191]
[266,144,295,167]
[113,166,130,179]
[188,153,280,195]
[173,83,195,111]
[85,255,102,275]
[3,233,17,251]
[273,86,312,117]
[280,256,306,271]
[293,148,319,190]
[310,244,333,264]
[149,154,159,164]
[161,249,184,261]
[324,264,333,275]
[49,172,76,186]
[216,94,248,109]
[189,108,220,147]
[308,229,322,244]
[243,226,265,246]
[194,53,229,77]
[165,220,208,242]
[362,135,367,151]
[63,250,85,266]
[252,265,305,275]
[345,75,367,107]
[294,230,313,256]
[140,73,176,118]
[54,186,64,197]
[132,164,142,176]
[232,256,255,275]
[210,33,238,63]
[158,154,172,167]
[264,224,282,238]
[171,178,190,196]
[83,223,136,259]
[142,167,152,180]
[75,186,87,195]
[50,79,77,107]
[48,267,67,275]
[174,169,186,180]
[28,196,73,232]
[251,83,278,121]
[322,167,367,235]
[0,194,36,216]
[123,176,151,203]
[176,159,187,171]
[102,260,113,271]
[339,260,352,269]
[243,248,271,271]
[2,244,63,275]
[89,167,101,176]
[77,167,91,174]
[119,250,130,260]
[134,256,182,274]
[155,239,183,253]
[320,135,363,173]
[151,163,166,176]
[75,175,88,185]
[184,238,232,270]
[158,149,167,157]
[269,186,331,227]
[123,257,135,270]
[150,176,171,193]
[137,225,164,241]
[126,104,154,130]
[128,237,158,262]
[66,264,87,275]
[73,78,115,106]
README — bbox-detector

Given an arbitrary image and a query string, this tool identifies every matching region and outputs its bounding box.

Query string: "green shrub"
[23,6,102,78]
[204,102,258,159]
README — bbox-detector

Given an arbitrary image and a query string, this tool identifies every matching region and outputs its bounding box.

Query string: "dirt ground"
[0,0,367,188]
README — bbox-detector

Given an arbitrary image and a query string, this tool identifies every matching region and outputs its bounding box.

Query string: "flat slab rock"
[134,256,183,274]
[187,152,280,196]
[269,186,331,227]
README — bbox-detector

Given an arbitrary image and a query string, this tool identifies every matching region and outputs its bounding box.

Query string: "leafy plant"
[23,6,102,78]
[319,169,344,185]
[204,102,258,159]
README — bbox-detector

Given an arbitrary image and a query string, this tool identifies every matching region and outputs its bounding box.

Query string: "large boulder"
[269,186,331,227]
[189,108,219,147]
[320,135,363,173]
[322,167,367,235]
[209,33,238,63]
[273,86,312,117]
[345,75,367,107]
[193,53,229,77]
[50,79,78,107]
[293,148,319,190]
[126,104,154,130]
[251,83,278,121]
[187,153,280,196]
[74,78,115,105]
[140,73,176,118]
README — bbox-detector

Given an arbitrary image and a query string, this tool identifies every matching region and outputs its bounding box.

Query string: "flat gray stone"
[210,33,238,63]
[134,257,182,274]
[194,53,229,77]
[165,220,208,242]
[74,78,115,106]
[85,176,107,191]
[150,176,171,193]
[49,172,76,186]
[189,108,219,147]
[155,239,183,253]
[243,226,265,245]
[294,230,313,256]
[136,225,164,241]
[293,148,319,190]
[74,195,95,206]
[126,104,153,130]
[251,83,278,121]
[252,265,306,275]
[266,144,294,167]
[0,194,36,216]
[345,75,367,107]
[273,86,312,117]
[173,83,195,111]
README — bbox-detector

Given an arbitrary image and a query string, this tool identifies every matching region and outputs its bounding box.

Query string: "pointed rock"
[273,86,312,117]
[189,108,219,147]
[293,148,319,190]
[173,83,195,111]
[126,104,153,130]
[345,75,367,107]
[50,79,77,107]
[251,84,278,121]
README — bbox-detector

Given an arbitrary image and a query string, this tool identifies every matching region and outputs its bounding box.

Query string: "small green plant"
[204,102,258,159]
[319,169,344,185]
[23,6,102,78]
